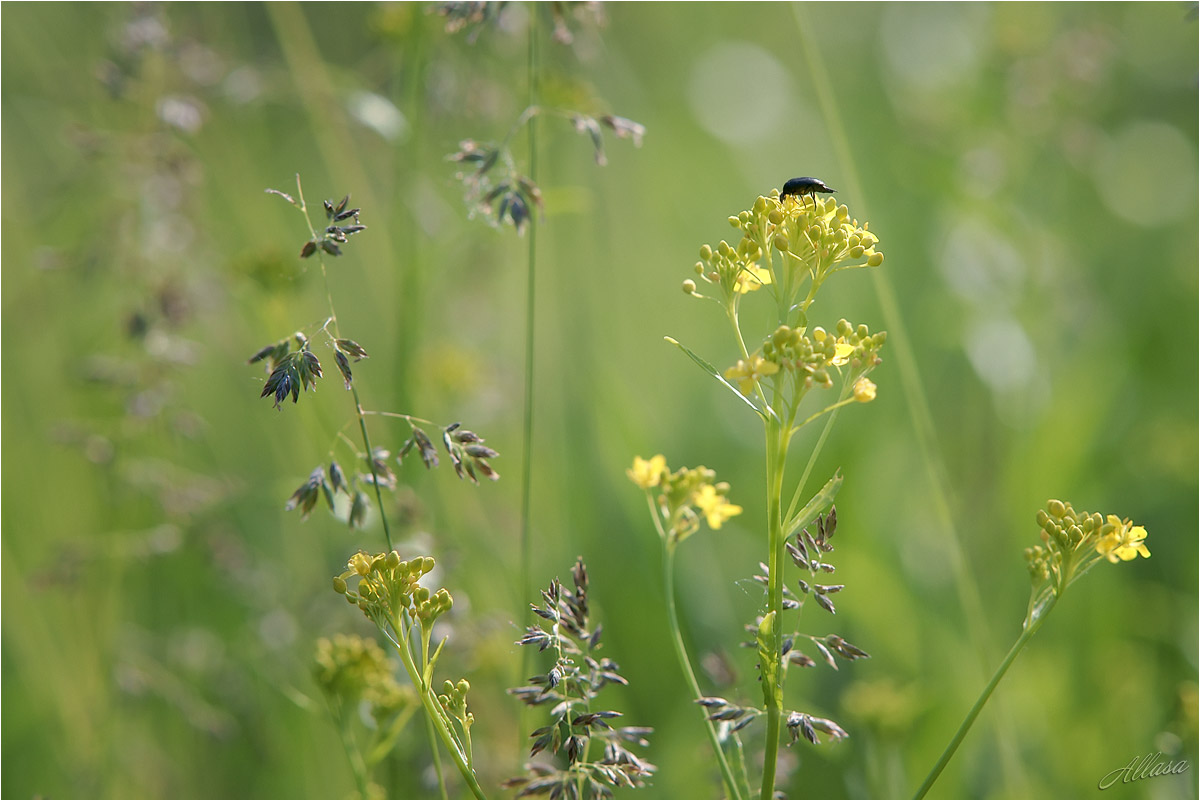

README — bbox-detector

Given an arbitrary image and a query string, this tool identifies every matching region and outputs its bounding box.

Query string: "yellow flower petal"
[627,454,667,489]
[831,341,855,366]
[734,264,773,294]
[693,484,743,529]
[1095,518,1150,563]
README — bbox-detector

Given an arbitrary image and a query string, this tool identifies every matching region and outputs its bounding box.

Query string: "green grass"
[2,3,1196,798]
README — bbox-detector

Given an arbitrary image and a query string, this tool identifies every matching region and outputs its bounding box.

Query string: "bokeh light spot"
[880,4,989,92]
[687,42,791,145]
[1093,120,1195,226]
[965,316,1036,393]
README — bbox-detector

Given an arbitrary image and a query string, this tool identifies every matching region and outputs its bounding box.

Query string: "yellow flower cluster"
[313,633,412,721]
[687,191,884,308]
[628,455,742,544]
[334,551,452,627]
[722,319,886,400]
[1026,499,1150,593]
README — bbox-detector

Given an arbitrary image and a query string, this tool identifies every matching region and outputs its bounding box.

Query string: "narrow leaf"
[664,337,772,420]
[784,472,843,542]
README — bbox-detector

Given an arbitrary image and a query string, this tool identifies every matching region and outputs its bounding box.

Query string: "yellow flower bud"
[699,244,713,261]
[853,377,877,403]
[867,251,884,267]
[682,279,698,295]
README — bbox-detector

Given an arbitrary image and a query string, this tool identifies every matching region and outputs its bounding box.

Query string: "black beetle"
[779,177,836,205]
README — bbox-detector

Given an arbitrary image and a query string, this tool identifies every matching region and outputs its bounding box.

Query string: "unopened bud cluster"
[725,319,885,401]
[438,678,475,730]
[1026,499,1150,593]
[334,551,452,628]
[690,237,773,298]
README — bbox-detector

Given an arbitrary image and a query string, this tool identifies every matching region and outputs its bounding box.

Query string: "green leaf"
[784,471,843,539]
[664,337,774,421]
[756,612,782,706]
[424,636,449,687]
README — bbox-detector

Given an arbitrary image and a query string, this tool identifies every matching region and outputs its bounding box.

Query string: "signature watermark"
[1099,751,1190,790]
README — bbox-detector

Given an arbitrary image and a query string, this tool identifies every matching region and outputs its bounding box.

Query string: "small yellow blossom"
[692,483,743,529]
[1095,515,1150,563]
[853,377,877,403]
[627,454,667,489]
[733,264,773,294]
[831,341,855,366]
[724,356,780,395]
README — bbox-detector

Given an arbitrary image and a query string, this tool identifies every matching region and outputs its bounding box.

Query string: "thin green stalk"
[295,176,394,552]
[518,1,540,702]
[352,385,393,552]
[913,592,1057,799]
[731,734,752,798]
[760,416,790,799]
[424,711,449,799]
[789,3,992,654]
[783,385,845,527]
[385,625,487,799]
[657,512,744,799]
[792,6,1024,791]
[329,698,371,799]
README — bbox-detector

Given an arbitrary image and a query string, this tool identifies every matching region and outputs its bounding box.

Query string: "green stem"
[329,698,371,799]
[913,593,1058,799]
[782,379,853,528]
[424,711,449,799]
[518,0,539,720]
[295,176,394,552]
[660,533,743,799]
[352,385,393,552]
[386,624,487,799]
[760,416,790,799]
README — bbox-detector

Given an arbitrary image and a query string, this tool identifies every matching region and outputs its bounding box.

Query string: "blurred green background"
[3,3,1196,798]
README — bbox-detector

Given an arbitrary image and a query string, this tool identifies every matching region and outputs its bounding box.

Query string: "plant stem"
[424,711,449,799]
[783,385,844,527]
[913,593,1057,799]
[760,416,790,799]
[294,176,394,552]
[329,699,371,799]
[518,0,539,710]
[660,533,743,799]
[352,385,393,551]
[385,625,487,799]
